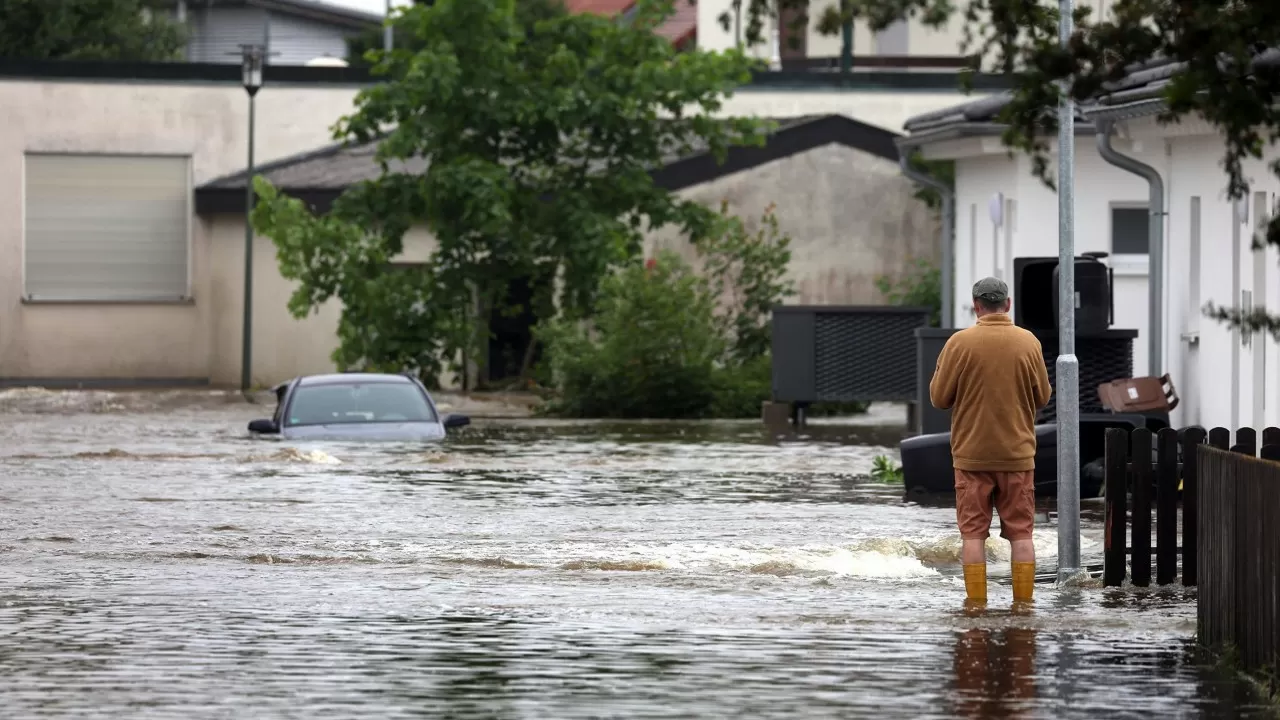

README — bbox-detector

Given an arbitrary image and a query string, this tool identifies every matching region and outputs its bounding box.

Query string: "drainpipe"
[899,150,954,328]
[1095,120,1164,376]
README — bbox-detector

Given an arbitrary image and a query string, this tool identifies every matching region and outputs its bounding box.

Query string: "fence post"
[1234,427,1257,456]
[1104,427,1129,587]
[1181,427,1206,586]
[1131,428,1153,587]
[1262,426,1280,462]
[1156,428,1179,585]
[1263,427,1280,447]
[1208,427,1230,450]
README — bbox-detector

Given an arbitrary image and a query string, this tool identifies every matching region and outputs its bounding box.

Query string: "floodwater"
[0,389,1271,718]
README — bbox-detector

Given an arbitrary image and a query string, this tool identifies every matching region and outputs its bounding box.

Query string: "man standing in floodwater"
[928,277,1052,604]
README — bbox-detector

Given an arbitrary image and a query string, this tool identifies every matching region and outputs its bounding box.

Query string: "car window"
[285,382,436,426]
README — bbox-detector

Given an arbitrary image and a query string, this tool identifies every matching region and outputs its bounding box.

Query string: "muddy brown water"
[0,389,1271,718]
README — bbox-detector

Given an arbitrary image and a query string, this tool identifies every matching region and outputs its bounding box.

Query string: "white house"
[165,0,380,65]
[897,60,1280,432]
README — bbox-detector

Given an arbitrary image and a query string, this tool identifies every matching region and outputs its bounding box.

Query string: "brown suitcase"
[1097,373,1180,413]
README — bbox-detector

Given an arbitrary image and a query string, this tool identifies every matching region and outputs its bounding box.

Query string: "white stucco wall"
[933,118,1280,431]
[948,137,1151,375]
[1147,126,1280,431]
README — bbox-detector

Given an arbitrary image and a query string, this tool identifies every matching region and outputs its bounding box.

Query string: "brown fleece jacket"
[929,313,1053,471]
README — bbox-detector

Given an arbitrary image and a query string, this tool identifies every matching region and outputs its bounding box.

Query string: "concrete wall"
[0,77,363,383]
[644,142,939,305]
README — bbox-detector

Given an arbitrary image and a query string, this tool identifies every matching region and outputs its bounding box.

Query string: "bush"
[539,204,875,419]
[537,252,726,419]
[876,257,942,327]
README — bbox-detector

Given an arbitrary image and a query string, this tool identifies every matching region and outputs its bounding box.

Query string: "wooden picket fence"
[1102,425,1280,588]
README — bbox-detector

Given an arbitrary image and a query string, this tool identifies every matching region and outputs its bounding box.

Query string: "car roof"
[294,373,417,387]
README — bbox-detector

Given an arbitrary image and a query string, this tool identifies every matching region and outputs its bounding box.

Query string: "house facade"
[899,78,1280,431]
[168,0,380,65]
[0,60,986,388]
[696,0,1122,66]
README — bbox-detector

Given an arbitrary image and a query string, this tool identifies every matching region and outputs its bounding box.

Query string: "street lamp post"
[239,44,264,395]
[1056,0,1082,584]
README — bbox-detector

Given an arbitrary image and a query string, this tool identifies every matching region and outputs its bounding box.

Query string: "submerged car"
[247,372,471,442]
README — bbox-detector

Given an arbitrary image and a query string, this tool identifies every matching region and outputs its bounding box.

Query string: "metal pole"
[1055,0,1081,583]
[384,0,393,52]
[241,91,257,394]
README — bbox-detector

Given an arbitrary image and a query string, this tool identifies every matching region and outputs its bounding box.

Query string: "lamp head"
[240,44,265,94]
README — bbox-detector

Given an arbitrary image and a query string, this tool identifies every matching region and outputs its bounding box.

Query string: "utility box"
[771,305,932,405]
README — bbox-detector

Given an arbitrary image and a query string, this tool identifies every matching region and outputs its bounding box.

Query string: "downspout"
[899,149,954,328]
[1095,120,1164,376]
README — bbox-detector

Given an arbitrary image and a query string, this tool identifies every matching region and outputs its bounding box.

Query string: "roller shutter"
[24,153,191,301]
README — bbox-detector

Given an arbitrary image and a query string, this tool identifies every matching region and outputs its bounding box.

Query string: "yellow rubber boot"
[1012,561,1036,602]
[963,563,988,602]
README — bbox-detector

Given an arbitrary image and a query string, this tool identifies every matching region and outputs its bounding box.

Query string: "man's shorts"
[954,469,1036,541]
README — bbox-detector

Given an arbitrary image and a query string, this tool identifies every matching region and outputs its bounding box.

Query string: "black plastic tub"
[900,413,1164,499]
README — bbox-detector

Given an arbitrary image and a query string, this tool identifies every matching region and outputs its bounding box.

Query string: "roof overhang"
[197,114,904,215]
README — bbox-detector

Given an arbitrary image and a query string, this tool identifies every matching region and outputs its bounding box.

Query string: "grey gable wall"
[644,142,939,305]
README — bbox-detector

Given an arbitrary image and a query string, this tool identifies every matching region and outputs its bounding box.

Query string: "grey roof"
[902,91,1092,136]
[904,48,1280,134]
[201,115,873,191]
[1092,48,1280,107]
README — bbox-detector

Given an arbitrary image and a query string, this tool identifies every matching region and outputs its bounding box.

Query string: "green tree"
[345,0,570,67]
[0,0,185,61]
[730,0,1280,340]
[252,0,770,384]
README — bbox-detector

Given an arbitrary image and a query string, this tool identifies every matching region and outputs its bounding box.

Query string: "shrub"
[875,257,942,327]
[537,252,726,419]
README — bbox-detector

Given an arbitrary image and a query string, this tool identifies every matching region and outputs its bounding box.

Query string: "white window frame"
[21,151,194,303]
[1109,201,1150,276]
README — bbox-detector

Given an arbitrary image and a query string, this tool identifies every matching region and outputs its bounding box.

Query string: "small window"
[1111,206,1150,255]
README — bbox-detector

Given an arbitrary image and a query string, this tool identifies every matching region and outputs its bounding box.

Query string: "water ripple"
[0,397,1271,718]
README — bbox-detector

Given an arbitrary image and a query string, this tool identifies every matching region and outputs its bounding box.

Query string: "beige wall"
[0,75,943,387]
[205,217,437,388]
[0,77,364,383]
[645,143,939,305]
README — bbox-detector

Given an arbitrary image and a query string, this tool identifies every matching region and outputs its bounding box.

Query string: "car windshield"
[284,382,436,427]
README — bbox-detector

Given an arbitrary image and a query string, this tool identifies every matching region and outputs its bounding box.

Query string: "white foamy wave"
[435,540,942,580]
[243,447,342,465]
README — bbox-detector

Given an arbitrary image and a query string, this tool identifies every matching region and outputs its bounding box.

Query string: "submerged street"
[0,389,1269,718]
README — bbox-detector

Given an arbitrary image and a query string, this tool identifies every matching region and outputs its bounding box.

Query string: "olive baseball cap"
[973,276,1009,304]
